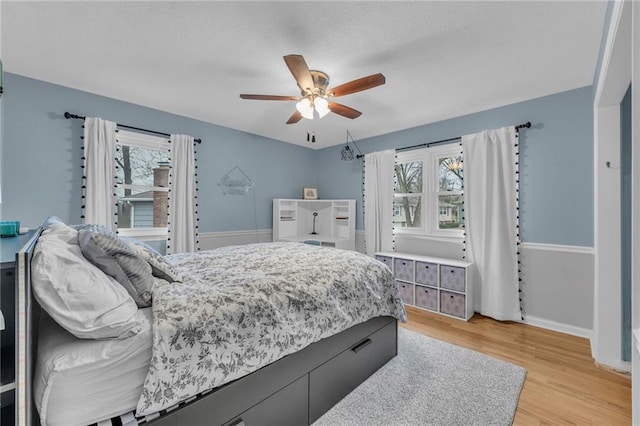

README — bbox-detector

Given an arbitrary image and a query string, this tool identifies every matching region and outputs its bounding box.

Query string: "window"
[394,144,464,238]
[394,160,423,229]
[115,130,170,238]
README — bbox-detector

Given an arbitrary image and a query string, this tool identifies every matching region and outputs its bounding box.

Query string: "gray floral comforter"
[136,242,405,415]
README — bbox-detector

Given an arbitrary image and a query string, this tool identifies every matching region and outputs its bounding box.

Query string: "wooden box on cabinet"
[375,251,474,321]
[273,199,356,251]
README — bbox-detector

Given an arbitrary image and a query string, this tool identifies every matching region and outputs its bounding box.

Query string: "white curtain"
[462,126,521,321]
[83,117,117,229]
[167,134,198,254]
[364,149,396,255]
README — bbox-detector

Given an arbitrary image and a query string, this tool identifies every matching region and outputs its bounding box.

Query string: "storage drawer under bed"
[222,375,308,426]
[308,319,398,423]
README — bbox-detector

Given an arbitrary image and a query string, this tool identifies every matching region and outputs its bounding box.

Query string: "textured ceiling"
[2,1,606,149]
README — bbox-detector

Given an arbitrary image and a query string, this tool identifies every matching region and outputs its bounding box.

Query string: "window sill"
[393,232,464,244]
[118,228,168,241]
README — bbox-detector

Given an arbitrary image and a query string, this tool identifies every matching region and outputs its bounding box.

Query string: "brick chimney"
[153,162,170,227]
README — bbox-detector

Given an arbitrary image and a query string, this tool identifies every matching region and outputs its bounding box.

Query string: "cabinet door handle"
[351,338,372,353]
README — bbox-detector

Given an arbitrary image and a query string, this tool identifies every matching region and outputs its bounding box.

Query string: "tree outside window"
[437,155,464,230]
[394,161,423,229]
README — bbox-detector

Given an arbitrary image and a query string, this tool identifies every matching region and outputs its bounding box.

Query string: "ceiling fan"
[240,54,386,124]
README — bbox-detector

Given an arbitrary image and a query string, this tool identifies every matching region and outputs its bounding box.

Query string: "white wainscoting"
[355,230,365,253]
[379,234,595,340]
[198,229,273,251]
[518,242,594,338]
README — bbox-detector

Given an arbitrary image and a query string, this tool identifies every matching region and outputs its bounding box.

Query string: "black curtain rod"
[64,112,202,144]
[356,121,531,159]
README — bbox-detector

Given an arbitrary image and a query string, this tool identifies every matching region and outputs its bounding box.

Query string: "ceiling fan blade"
[327,73,386,98]
[328,102,362,119]
[286,110,303,125]
[240,94,299,101]
[283,54,314,94]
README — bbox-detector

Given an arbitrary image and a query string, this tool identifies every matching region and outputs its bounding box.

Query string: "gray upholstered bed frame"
[16,227,398,426]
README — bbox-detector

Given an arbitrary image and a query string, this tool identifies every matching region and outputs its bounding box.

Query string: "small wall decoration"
[218,166,255,195]
[303,187,318,200]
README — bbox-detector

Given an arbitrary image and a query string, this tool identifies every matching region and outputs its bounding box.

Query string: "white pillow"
[31,223,142,339]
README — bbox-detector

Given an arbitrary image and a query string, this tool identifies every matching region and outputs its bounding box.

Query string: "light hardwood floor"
[402,306,631,425]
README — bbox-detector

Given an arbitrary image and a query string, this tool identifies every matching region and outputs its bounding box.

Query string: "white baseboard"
[522,314,593,340]
[595,359,632,374]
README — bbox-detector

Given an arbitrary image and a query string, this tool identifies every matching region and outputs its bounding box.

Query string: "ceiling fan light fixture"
[239,55,385,125]
[314,97,330,118]
[296,98,314,120]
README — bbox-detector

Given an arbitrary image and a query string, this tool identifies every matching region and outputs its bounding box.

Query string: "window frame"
[115,130,170,239]
[394,143,464,241]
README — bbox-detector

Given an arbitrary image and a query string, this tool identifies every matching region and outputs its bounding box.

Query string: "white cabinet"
[375,252,474,321]
[273,199,356,251]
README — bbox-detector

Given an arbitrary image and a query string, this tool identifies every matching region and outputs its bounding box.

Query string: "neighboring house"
[118,190,154,228]
[118,164,169,229]
[438,203,455,222]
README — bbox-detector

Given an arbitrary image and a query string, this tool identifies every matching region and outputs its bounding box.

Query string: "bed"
[15,219,405,426]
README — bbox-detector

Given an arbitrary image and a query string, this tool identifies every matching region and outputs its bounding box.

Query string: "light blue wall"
[2,73,594,247]
[1,73,318,231]
[315,86,594,247]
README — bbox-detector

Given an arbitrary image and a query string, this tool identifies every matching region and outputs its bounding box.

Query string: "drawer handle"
[228,419,245,426]
[450,295,454,299]
[402,262,406,265]
[351,338,372,353]
[450,270,455,273]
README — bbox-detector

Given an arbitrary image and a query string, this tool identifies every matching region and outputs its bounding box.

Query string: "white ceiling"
[1,1,606,149]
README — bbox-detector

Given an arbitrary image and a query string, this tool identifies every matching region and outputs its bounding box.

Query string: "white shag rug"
[313,327,526,426]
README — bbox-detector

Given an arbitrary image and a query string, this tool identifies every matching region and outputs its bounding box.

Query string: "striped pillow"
[128,241,183,283]
[78,225,154,307]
